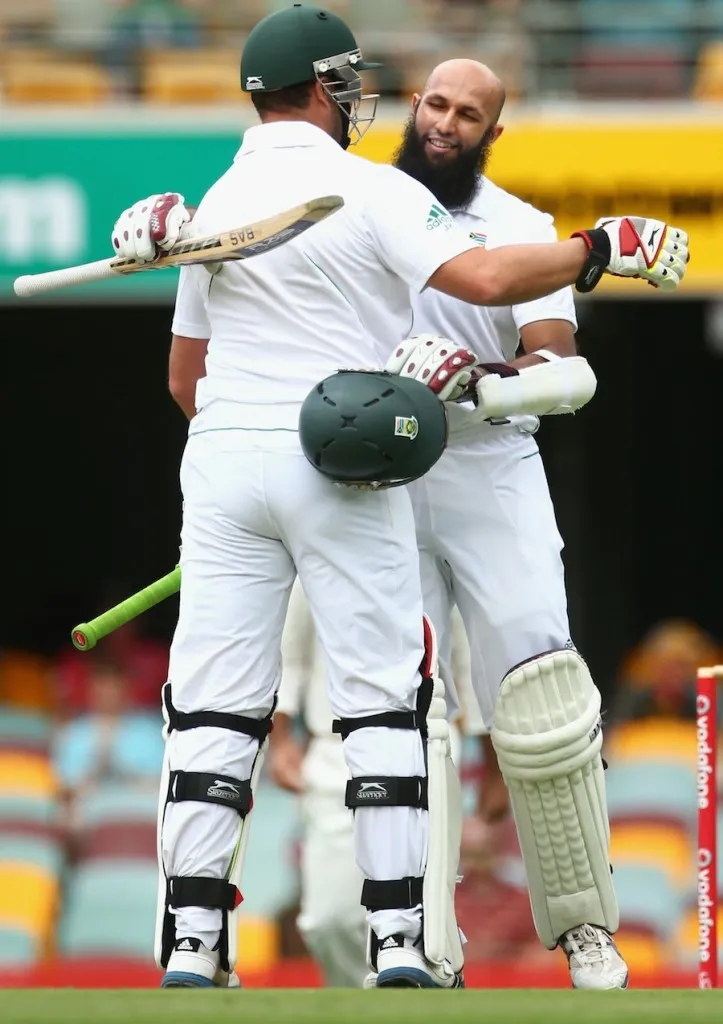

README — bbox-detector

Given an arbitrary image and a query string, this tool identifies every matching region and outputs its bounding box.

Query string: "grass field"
[2,989,722,1024]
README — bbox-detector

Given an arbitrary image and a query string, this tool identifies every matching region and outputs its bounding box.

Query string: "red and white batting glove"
[111,192,191,263]
[571,216,689,293]
[385,334,478,401]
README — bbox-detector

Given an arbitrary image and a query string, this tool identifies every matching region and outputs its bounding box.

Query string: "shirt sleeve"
[171,266,212,339]
[488,217,578,333]
[365,166,478,294]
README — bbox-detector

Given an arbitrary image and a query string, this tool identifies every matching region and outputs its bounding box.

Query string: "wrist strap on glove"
[570,227,611,294]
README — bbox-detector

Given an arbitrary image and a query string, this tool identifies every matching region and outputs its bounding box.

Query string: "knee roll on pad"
[333,615,464,973]
[154,683,273,972]
[491,649,619,949]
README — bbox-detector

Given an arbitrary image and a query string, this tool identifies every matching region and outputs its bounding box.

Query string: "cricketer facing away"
[109,3,689,991]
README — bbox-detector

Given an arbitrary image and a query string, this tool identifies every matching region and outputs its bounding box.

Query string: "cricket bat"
[71,566,182,651]
[14,195,344,298]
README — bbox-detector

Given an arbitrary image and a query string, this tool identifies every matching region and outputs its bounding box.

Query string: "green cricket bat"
[71,566,181,651]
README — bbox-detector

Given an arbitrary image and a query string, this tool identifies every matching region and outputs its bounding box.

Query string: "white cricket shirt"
[411,176,578,445]
[172,121,477,435]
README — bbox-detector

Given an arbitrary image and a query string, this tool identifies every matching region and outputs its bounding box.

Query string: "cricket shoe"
[375,934,464,989]
[161,937,240,988]
[560,924,629,990]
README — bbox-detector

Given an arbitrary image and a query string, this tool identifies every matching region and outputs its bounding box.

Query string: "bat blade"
[13,194,344,298]
[112,194,344,273]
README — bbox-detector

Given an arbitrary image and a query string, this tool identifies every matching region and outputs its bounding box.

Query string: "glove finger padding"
[111,192,190,263]
[386,334,478,401]
[597,216,689,291]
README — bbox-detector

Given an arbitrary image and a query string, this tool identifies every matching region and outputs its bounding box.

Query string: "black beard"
[393,114,494,210]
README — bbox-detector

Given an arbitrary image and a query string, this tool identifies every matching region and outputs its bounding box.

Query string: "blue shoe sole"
[161,971,215,988]
[376,966,465,989]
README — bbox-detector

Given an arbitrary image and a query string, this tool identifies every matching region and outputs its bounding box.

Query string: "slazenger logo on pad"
[394,415,418,440]
[245,76,264,90]
[426,203,453,231]
[207,780,240,801]
[356,783,388,800]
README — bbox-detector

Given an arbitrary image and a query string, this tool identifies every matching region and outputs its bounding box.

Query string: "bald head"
[422,59,506,124]
[393,57,506,209]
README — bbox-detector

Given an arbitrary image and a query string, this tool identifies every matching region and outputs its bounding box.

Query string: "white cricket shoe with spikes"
[374,934,464,989]
[560,924,629,990]
[161,937,241,988]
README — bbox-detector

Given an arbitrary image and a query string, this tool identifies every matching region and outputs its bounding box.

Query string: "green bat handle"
[71,566,181,651]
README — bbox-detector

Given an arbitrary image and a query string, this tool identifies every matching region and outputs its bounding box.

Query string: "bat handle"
[14,259,120,298]
[71,566,181,652]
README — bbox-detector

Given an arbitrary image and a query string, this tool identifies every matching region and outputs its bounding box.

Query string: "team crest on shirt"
[469,231,487,246]
[394,415,419,440]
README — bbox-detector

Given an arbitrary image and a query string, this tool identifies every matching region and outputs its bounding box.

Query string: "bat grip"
[71,566,181,651]
[14,259,120,298]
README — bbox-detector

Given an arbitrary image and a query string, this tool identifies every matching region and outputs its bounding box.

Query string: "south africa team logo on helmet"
[299,371,447,489]
[394,415,418,440]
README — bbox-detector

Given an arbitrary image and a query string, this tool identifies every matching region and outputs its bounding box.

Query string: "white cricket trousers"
[163,430,429,947]
[409,429,571,727]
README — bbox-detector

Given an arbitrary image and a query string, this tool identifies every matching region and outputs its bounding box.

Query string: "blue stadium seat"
[0,794,58,829]
[0,707,51,751]
[0,926,37,965]
[613,863,683,939]
[240,782,301,917]
[74,783,159,828]
[605,761,696,831]
[0,834,63,876]
[59,859,158,958]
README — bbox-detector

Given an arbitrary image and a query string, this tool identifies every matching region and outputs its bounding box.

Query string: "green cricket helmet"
[240,3,381,146]
[299,370,448,489]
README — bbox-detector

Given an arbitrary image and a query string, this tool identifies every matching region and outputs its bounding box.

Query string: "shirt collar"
[450,175,487,220]
[236,120,341,158]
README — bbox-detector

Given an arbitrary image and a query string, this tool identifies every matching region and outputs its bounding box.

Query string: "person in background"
[52,656,164,844]
[611,619,721,725]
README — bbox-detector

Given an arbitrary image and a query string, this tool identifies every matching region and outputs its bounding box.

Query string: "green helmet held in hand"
[240,3,381,147]
[299,370,448,489]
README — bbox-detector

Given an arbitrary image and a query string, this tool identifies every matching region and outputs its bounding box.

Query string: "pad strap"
[167,875,240,912]
[362,876,424,911]
[168,771,252,817]
[345,776,428,809]
[163,684,273,742]
[332,710,420,740]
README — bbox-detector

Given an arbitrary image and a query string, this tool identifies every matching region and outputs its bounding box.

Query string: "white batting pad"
[491,649,619,949]
[477,356,597,419]
[423,620,464,972]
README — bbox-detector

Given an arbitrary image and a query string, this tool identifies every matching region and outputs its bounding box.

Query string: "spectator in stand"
[611,618,721,726]
[54,591,169,718]
[52,656,164,799]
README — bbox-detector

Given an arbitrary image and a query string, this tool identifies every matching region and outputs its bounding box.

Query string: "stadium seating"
[141,49,245,104]
[612,862,683,940]
[0,50,112,104]
[693,41,723,100]
[0,751,58,801]
[605,760,696,831]
[59,858,158,959]
[0,706,51,754]
[610,820,695,892]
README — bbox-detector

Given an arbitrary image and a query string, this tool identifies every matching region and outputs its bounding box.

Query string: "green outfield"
[2,989,722,1024]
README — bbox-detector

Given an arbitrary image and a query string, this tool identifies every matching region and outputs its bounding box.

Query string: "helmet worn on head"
[240,3,381,145]
[299,370,448,489]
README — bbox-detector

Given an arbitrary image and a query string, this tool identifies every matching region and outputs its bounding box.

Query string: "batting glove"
[386,334,478,401]
[111,192,191,263]
[571,217,689,293]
